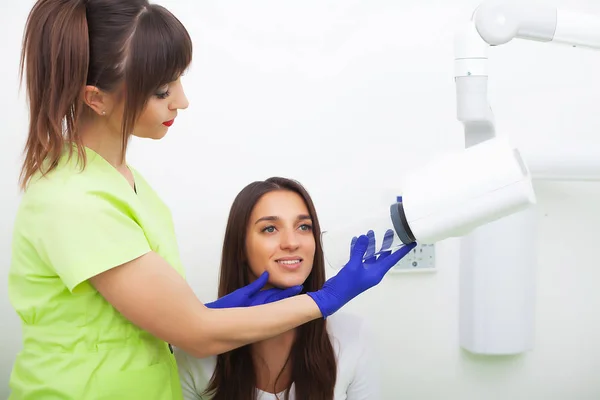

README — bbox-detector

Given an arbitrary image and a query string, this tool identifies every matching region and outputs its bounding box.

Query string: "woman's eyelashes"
[155,90,170,99]
[155,86,170,99]
[260,223,313,234]
[262,225,276,233]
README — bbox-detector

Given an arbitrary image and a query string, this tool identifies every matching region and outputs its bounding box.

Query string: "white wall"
[2,0,600,398]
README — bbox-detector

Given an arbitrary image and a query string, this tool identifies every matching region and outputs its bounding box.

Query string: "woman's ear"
[82,85,110,117]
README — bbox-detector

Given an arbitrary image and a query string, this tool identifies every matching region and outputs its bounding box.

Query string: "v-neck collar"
[77,144,139,196]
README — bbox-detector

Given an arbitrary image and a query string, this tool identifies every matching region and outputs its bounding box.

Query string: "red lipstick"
[163,119,174,127]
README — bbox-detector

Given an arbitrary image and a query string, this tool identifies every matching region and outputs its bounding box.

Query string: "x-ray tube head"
[394,136,535,244]
[321,137,536,269]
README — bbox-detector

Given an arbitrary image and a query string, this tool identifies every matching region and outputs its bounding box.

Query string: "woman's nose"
[280,231,300,250]
[170,83,189,110]
[171,92,189,110]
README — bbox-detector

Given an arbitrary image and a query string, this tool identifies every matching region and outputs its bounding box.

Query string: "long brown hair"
[205,177,337,400]
[18,0,192,189]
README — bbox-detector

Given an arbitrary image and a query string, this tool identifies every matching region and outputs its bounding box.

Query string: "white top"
[174,313,380,400]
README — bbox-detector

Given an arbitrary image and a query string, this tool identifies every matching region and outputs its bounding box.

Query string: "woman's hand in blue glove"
[205,271,303,309]
[307,235,416,318]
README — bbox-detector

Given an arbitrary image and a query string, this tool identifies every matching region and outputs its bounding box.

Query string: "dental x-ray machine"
[455,0,600,355]
[322,0,599,357]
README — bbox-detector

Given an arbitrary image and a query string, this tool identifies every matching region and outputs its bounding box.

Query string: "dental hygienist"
[6,1,414,399]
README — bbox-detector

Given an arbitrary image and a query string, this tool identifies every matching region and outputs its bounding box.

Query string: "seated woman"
[174,177,380,400]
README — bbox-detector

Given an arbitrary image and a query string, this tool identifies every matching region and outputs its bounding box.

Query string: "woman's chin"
[269,275,308,290]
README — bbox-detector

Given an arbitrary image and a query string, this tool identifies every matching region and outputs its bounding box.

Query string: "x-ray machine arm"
[454,0,600,355]
[455,0,600,147]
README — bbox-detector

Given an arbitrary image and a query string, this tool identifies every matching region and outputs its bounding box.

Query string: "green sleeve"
[32,192,152,292]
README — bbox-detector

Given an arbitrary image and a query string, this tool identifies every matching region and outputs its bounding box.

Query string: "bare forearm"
[91,252,322,359]
[191,294,321,357]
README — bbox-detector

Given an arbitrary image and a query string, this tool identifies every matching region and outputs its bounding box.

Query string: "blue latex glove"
[205,271,303,309]
[307,234,416,318]
[351,229,395,265]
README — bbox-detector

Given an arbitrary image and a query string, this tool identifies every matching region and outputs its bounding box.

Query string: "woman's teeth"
[278,259,301,265]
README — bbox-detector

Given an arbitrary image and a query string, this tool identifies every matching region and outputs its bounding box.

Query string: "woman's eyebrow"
[254,214,312,224]
[255,216,279,224]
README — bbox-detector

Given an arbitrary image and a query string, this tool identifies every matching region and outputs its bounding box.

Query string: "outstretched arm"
[90,251,321,358]
[91,235,413,358]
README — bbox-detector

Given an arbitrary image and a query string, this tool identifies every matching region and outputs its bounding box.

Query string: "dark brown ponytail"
[19,0,89,188]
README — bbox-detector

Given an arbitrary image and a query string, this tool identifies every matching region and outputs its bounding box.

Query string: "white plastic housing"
[554,9,600,49]
[473,0,600,50]
[473,0,557,46]
[454,20,489,79]
[460,206,537,355]
[400,137,536,243]
[453,0,600,357]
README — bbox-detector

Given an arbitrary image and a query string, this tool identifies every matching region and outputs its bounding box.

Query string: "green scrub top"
[8,146,185,400]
